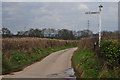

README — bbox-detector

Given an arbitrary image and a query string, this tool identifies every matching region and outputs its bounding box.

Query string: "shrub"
[100,40,120,68]
[11,52,30,65]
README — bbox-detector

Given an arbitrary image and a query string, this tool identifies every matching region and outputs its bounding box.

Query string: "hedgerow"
[100,40,120,68]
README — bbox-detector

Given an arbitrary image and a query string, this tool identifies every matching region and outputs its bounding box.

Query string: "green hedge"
[100,40,120,68]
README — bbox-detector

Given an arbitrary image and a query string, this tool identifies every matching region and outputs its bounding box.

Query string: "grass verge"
[72,50,120,78]
[72,50,102,78]
[2,46,75,75]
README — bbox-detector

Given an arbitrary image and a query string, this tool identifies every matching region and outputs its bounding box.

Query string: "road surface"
[3,47,78,78]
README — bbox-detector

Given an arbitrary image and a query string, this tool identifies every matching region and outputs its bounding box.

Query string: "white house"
[42,28,58,37]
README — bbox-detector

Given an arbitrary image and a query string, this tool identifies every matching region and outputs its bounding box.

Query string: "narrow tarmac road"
[4,47,78,78]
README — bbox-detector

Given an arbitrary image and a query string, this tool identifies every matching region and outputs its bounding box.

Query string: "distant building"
[83,30,93,35]
[76,31,82,37]
[81,30,93,37]
[73,31,82,37]
[73,30,93,38]
[42,28,58,37]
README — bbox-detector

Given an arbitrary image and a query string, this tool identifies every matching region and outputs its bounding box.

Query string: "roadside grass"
[72,50,120,78]
[72,37,120,78]
[100,70,118,78]
[2,45,76,75]
[72,50,102,78]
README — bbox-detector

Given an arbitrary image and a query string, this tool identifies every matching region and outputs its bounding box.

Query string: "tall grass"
[2,38,78,57]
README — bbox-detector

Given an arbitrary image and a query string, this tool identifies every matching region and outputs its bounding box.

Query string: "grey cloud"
[2,0,119,2]
[2,2,118,33]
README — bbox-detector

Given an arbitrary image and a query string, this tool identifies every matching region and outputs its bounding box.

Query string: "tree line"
[1,27,119,40]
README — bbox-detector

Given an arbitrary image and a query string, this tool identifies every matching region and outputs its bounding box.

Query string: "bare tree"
[2,28,12,37]
[58,29,75,40]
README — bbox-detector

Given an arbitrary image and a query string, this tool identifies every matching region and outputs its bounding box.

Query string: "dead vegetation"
[2,37,78,58]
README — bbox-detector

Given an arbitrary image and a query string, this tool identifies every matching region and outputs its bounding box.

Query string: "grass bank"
[72,50,101,78]
[72,50,120,78]
[72,37,120,78]
[2,38,78,74]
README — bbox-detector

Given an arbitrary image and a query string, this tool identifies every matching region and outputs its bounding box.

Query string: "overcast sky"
[2,0,119,2]
[2,2,118,34]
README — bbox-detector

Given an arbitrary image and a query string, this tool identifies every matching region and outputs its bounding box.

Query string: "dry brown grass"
[78,32,119,52]
[78,37,99,52]
[2,37,78,58]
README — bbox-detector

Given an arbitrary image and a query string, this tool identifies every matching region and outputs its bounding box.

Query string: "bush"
[100,40,120,68]
[11,52,30,65]
[72,37,120,78]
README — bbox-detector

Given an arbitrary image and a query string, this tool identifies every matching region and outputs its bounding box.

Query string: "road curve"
[4,47,78,78]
